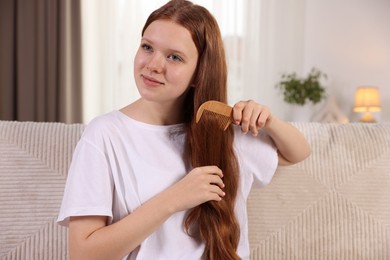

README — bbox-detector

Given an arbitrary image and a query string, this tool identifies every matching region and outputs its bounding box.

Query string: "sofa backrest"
[0,121,84,260]
[1,120,389,259]
[248,122,390,259]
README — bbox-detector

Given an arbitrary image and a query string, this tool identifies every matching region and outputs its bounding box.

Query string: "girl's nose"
[146,53,165,73]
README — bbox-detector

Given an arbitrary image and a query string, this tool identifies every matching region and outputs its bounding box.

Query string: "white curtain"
[81,0,306,123]
[242,0,306,119]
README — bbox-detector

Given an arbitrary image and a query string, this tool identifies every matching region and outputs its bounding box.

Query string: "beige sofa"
[0,120,389,260]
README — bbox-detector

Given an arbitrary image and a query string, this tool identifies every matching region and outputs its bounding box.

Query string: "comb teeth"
[196,100,233,131]
[202,110,233,130]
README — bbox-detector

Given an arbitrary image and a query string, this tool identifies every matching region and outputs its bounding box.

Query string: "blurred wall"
[303,0,390,122]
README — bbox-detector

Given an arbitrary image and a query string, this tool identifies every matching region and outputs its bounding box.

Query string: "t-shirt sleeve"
[234,127,278,189]
[57,127,114,227]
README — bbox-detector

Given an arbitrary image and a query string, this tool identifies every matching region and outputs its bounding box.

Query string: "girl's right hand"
[167,166,225,212]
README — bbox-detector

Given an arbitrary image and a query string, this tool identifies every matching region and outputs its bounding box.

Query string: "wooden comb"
[196,100,233,131]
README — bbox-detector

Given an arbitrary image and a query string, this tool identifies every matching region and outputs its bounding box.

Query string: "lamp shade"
[353,87,381,112]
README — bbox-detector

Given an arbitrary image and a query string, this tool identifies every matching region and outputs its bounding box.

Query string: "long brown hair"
[142,1,240,259]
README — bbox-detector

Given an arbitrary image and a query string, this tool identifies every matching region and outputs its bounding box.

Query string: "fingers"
[233,100,271,136]
[193,166,224,190]
[192,166,225,200]
[199,165,223,179]
[170,166,227,212]
[209,184,225,201]
[206,176,225,201]
[209,173,225,189]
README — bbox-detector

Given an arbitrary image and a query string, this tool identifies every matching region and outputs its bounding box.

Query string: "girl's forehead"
[144,20,190,38]
[143,20,197,55]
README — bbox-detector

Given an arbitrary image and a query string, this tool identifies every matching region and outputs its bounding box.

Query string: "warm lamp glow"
[353,86,381,122]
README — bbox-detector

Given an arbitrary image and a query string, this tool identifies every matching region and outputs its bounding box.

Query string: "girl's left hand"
[232,100,271,136]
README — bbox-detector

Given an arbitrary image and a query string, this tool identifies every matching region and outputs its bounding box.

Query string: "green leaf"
[275,67,327,105]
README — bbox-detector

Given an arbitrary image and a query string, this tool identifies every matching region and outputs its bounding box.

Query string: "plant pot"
[289,103,317,122]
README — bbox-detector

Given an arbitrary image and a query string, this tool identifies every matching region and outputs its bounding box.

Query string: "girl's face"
[134,20,199,105]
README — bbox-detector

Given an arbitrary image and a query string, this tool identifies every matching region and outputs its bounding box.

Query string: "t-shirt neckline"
[115,110,185,132]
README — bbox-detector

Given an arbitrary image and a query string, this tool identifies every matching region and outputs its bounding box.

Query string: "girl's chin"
[137,89,162,102]
[136,85,189,104]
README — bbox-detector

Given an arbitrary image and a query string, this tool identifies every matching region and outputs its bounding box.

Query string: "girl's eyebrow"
[141,37,189,59]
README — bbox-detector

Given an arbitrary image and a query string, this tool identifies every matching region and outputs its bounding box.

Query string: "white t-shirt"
[57,110,277,260]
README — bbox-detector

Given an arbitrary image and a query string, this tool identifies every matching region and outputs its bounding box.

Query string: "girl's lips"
[142,74,164,87]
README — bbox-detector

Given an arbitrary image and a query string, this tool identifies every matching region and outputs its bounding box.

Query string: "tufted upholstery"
[248,123,390,259]
[0,121,389,259]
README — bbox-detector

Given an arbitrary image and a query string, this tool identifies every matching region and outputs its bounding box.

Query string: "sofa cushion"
[248,122,390,259]
[0,121,84,259]
[1,120,389,259]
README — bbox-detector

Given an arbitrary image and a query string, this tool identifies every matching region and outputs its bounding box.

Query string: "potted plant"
[276,67,327,106]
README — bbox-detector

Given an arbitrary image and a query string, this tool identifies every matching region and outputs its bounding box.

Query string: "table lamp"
[353,86,381,122]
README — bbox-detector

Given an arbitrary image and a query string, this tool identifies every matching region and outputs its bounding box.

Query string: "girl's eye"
[141,43,152,52]
[168,54,183,62]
